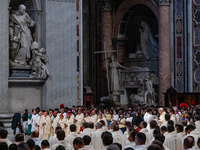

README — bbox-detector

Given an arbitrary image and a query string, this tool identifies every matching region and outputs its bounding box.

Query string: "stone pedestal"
[158,0,172,106]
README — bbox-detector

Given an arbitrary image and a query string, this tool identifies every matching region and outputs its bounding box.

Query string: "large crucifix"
[94,43,117,95]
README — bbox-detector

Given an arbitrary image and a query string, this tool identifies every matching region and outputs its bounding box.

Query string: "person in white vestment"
[164,125,182,150]
[139,121,150,145]
[35,111,44,139]
[144,108,155,131]
[52,130,72,150]
[161,126,168,136]
[57,114,66,130]
[58,108,66,118]
[79,122,96,148]
[155,133,170,150]
[158,108,166,127]
[41,140,51,150]
[73,137,84,150]
[84,111,91,123]
[65,124,78,145]
[31,131,41,147]
[90,110,98,127]
[41,111,51,140]
[64,113,74,136]
[49,126,62,148]
[74,109,84,133]
[31,109,39,132]
[99,120,109,131]
[133,132,147,150]
[161,114,170,127]
[107,144,120,150]
[174,107,182,124]
[194,115,200,132]
[97,113,108,127]
[185,124,200,146]
[0,129,12,146]
[112,124,125,149]
[83,135,94,150]
[175,124,186,140]
[124,122,131,143]
[94,122,104,150]
[124,130,138,149]
[169,108,177,125]
[145,120,157,145]
[183,136,195,150]
[51,112,59,137]
[102,133,113,150]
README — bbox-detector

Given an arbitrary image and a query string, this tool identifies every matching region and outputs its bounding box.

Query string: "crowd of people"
[1,102,200,150]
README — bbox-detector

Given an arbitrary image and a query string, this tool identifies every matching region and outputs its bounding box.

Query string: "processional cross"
[94,42,117,95]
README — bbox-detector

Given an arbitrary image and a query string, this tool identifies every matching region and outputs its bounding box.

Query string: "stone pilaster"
[158,0,171,106]
[97,0,113,56]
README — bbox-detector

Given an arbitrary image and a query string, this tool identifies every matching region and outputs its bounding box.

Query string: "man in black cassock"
[11,110,23,134]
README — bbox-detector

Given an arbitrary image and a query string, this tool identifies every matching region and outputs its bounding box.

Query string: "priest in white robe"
[97,113,108,127]
[49,126,62,148]
[57,114,67,130]
[185,124,200,146]
[133,132,147,150]
[84,111,91,123]
[90,110,98,127]
[64,113,74,136]
[164,125,182,150]
[124,130,138,149]
[194,115,200,132]
[31,109,39,132]
[35,111,44,139]
[52,130,72,150]
[139,121,151,145]
[74,109,84,133]
[41,111,51,140]
[169,108,177,125]
[175,124,186,140]
[65,124,78,145]
[79,122,96,147]
[158,108,166,127]
[94,122,104,150]
[112,124,125,149]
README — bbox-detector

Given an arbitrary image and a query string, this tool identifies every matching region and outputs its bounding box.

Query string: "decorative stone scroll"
[96,0,112,11]
[158,0,172,6]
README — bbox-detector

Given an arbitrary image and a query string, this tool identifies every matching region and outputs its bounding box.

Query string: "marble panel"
[43,0,77,109]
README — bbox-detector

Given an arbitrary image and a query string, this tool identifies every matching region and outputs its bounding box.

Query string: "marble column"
[0,0,9,112]
[158,0,172,106]
[96,0,113,96]
[102,0,113,57]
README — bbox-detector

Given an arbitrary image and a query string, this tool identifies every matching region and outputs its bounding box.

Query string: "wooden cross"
[94,42,117,95]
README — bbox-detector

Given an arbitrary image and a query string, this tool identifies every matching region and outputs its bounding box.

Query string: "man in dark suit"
[12,110,23,134]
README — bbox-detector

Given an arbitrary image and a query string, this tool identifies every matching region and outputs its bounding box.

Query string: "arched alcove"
[120,4,158,55]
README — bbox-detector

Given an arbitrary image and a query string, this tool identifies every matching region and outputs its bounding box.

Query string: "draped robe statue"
[9,4,35,66]
[139,21,158,60]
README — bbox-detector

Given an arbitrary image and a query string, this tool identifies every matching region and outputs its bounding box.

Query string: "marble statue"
[139,21,158,60]
[9,4,35,66]
[30,41,49,79]
[144,77,155,104]
[108,55,126,94]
